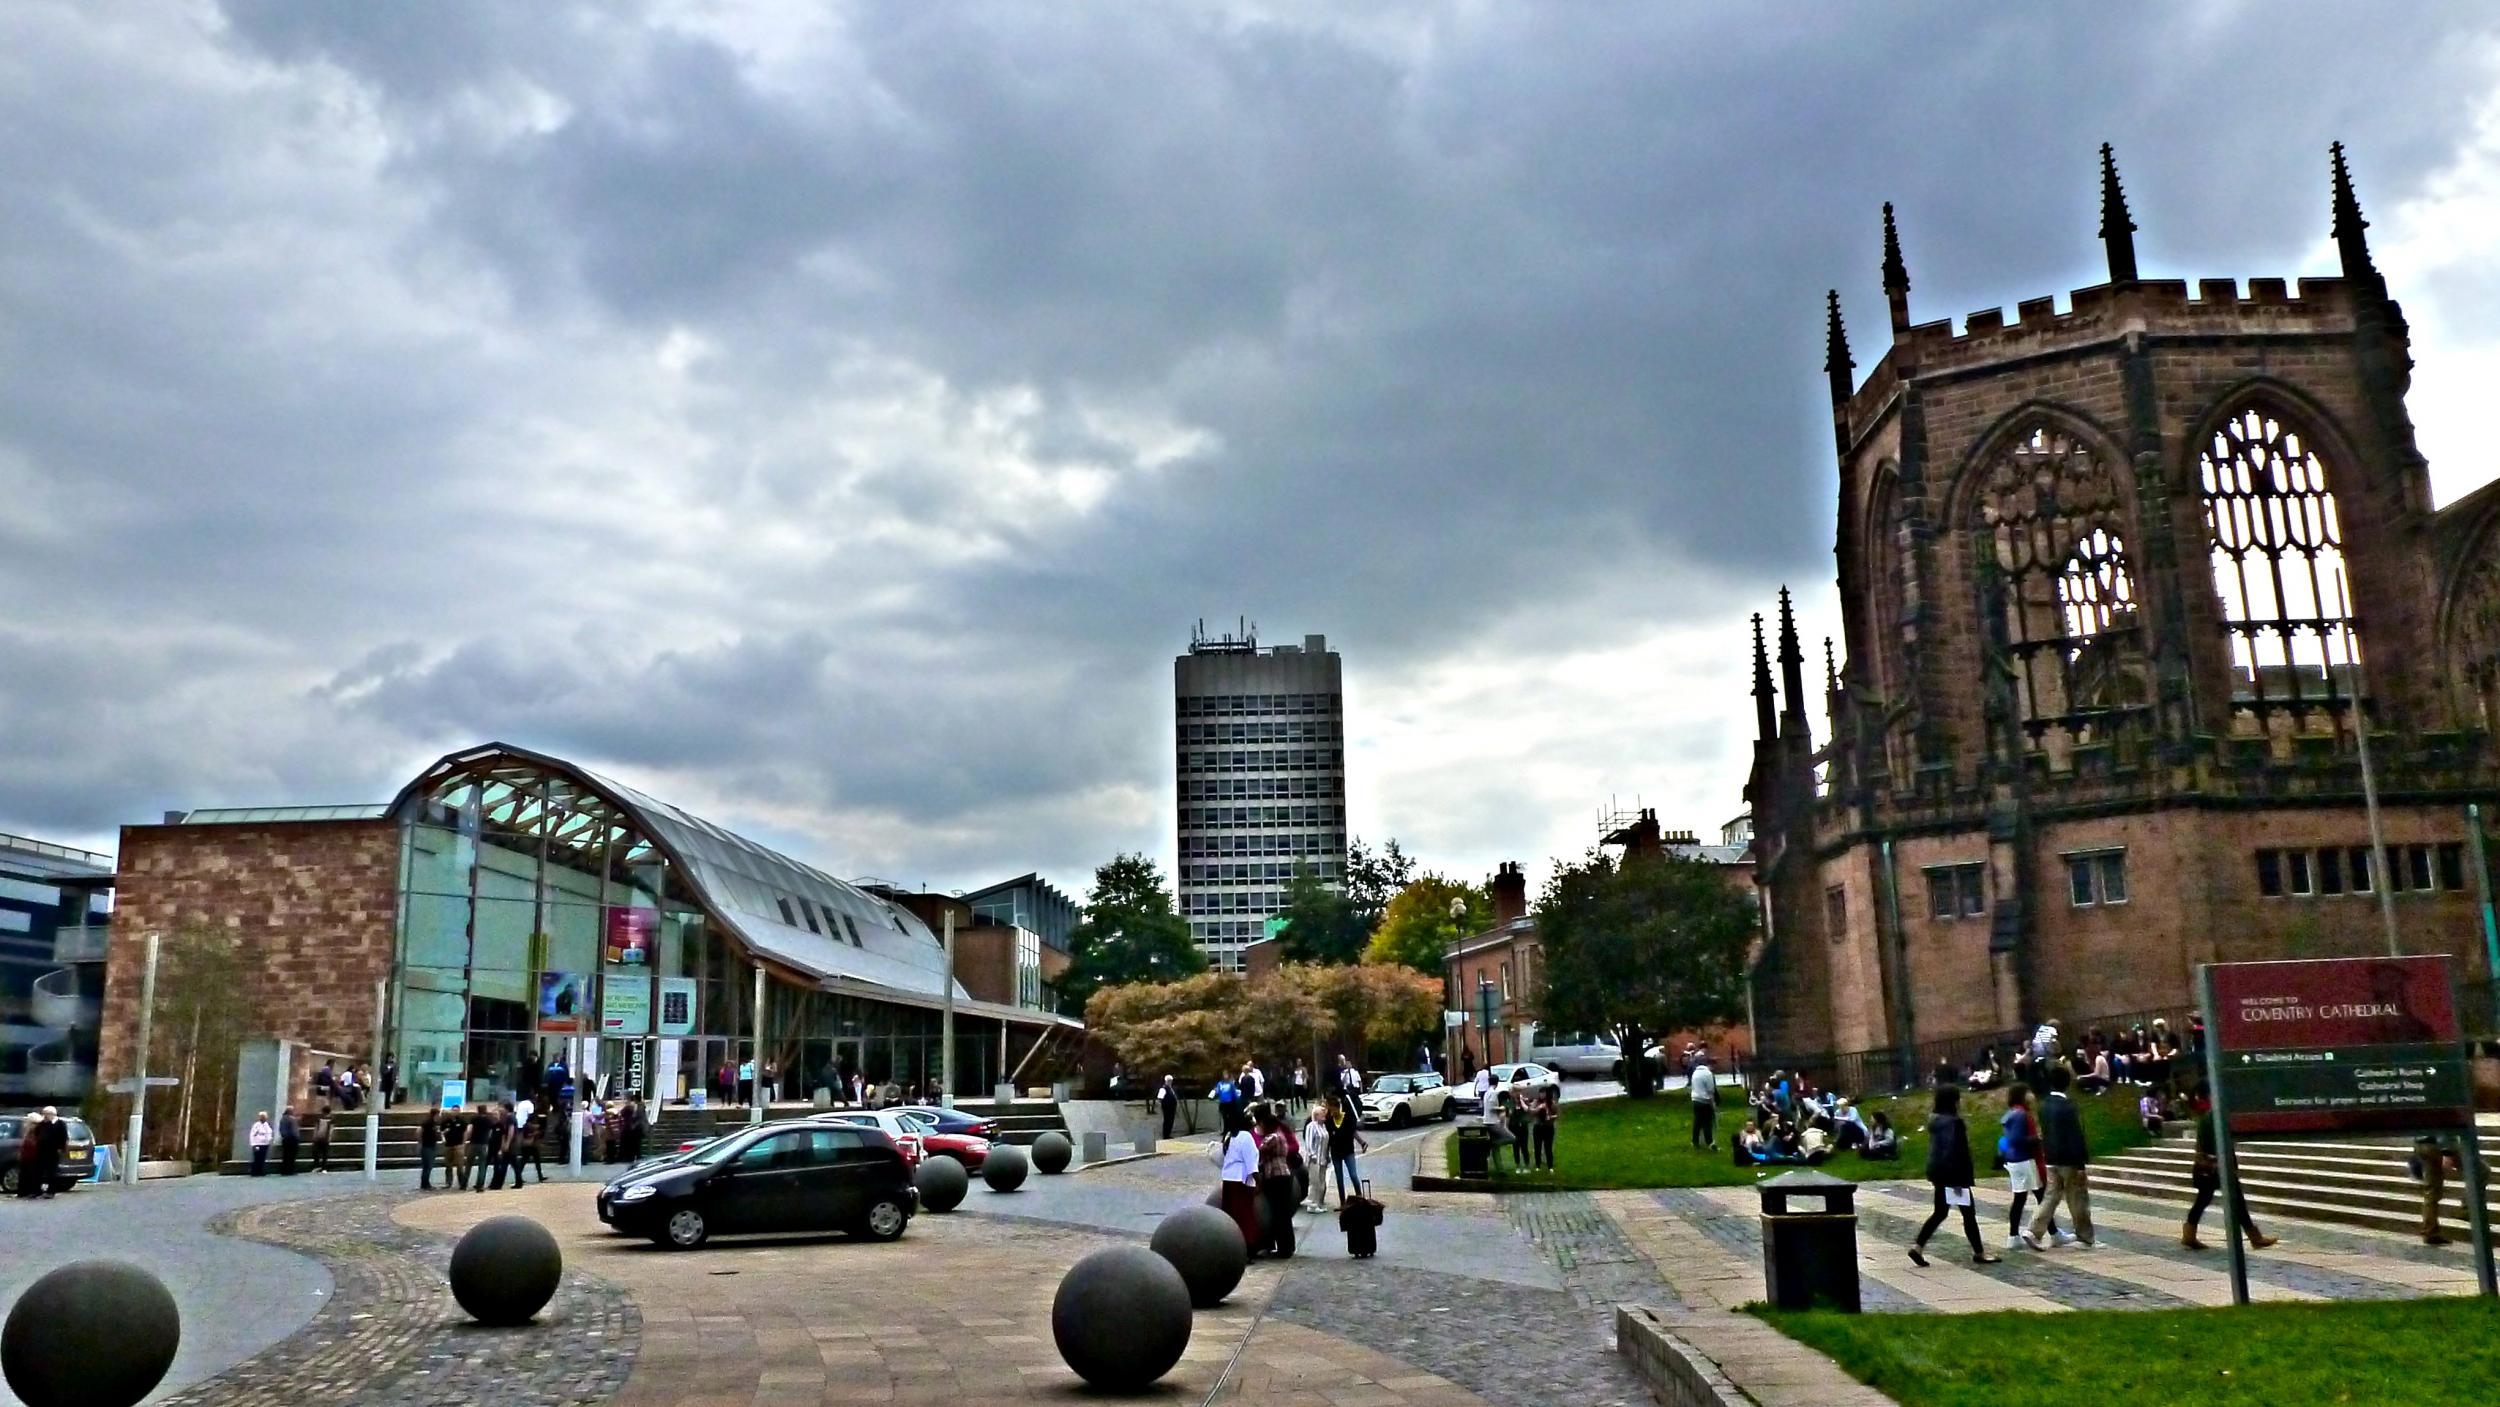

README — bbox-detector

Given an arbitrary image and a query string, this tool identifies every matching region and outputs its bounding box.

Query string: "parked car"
[1528,1030,1662,1080]
[816,1109,987,1169]
[0,1113,95,1194]
[880,1109,994,1169]
[891,1105,1001,1141]
[1452,1062,1563,1114]
[1357,1073,1455,1127]
[598,1120,917,1249]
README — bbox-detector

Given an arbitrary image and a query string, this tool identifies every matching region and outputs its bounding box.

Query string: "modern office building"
[1174,624,1348,971]
[97,742,1076,1126]
[0,832,113,1104]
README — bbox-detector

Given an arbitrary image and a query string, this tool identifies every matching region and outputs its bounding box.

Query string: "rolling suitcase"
[1339,1180,1383,1258]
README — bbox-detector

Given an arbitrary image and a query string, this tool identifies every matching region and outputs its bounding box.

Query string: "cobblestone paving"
[158,1192,636,1407]
[1500,1190,1679,1309]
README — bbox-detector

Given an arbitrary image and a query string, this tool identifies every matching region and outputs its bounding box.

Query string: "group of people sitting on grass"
[1957,1016,2196,1097]
[1730,1067,1901,1167]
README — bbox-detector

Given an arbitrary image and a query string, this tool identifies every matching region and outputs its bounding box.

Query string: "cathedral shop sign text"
[2207,955,2471,1135]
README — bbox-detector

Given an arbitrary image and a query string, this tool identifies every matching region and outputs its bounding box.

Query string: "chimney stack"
[1491,862,1528,926]
[1625,808,1665,863]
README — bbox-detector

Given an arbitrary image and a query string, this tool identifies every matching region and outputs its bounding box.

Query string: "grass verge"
[1449,1086,2153,1189]
[1756,1296,2500,1407]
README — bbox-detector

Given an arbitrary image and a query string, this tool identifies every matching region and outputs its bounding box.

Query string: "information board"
[2207,955,2470,1134]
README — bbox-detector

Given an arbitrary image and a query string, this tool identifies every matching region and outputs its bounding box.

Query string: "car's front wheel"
[1390,1105,1411,1129]
[659,1207,708,1250]
[1439,1101,1455,1122]
[857,1196,909,1242]
[0,1167,17,1195]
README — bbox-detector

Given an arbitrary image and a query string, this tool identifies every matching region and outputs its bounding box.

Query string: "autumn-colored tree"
[1364,874,1492,972]
[1085,962,1443,1086]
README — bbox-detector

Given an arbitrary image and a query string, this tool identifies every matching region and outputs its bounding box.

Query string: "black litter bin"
[1455,1123,1497,1179]
[1757,1169,1860,1312]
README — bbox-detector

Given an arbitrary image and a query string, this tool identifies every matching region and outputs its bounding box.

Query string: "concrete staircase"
[2096,1128,2500,1236]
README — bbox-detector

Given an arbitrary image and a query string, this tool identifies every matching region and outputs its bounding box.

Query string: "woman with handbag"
[1255,1106,1298,1259]
[1910,1085,2000,1267]
[1217,1114,1263,1251]
[2184,1092,2276,1250]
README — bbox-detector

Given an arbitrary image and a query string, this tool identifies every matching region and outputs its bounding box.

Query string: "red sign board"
[2205,956,2471,1135]
[604,906,655,966]
[2209,956,2461,1051]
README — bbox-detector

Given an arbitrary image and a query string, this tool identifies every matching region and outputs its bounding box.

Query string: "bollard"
[364,1113,381,1181]
[1082,1130,1109,1164]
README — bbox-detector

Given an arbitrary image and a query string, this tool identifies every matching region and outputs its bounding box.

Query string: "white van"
[1527,1030,1657,1079]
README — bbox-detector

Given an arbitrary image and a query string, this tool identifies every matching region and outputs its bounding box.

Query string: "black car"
[0,1113,95,1194]
[597,1120,916,1249]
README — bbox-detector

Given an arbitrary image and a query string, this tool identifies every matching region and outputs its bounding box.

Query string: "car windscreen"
[1371,1077,1410,1093]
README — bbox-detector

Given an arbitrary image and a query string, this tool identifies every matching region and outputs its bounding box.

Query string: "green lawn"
[1758,1297,2500,1407]
[1448,1086,2153,1190]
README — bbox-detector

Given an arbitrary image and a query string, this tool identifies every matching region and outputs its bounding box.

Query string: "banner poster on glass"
[2199,953,2496,1302]
[626,1040,648,1098]
[604,906,655,966]
[602,968,653,1037]
[537,971,592,1034]
[657,976,698,1037]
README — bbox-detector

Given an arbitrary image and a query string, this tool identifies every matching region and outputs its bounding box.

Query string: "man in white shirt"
[1472,1063,1495,1116]
[1243,1063,1265,1101]
[509,1095,537,1186]
[1689,1057,1719,1149]
[1217,1123,1262,1250]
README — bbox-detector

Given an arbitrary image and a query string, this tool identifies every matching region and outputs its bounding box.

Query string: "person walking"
[1158,1075,1180,1141]
[467,1103,495,1191]
[279,1106,302,1176]
[2414,1131,2463,1246]
[1999,1082,2052,1251]
[1532,1090,1559,1170]
[1218,1115,1262,1252]
[508,1094,540,1187]
[247,1111,274,1178]
[1301,1102,1334,1210]
[1211,1071,1244,1135]
[483,1105,511,1192]
[418,1105,443,1190]
[2183,1093,2277,1251]
[442,1104,470,1189]
[1689,1054,1719,1149]
[1334,1053,1364,1102]
[2024,1068,2095,1249]
[1326,1094,1367,1201]
[1909,1085,2000,1267]
[310,1107,334,1173]
[1255,1106,1298,1259]
[623,1096,647,1164]
[13,1113,42,1197]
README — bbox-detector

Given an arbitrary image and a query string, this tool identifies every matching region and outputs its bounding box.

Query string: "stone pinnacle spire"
[1824,290,1854,407]
[1777,587,1808,733]
[1751,613,1776,744]
[1881,202,1910,333]
[2099,142,2139,283]
[2331,140,2376,280]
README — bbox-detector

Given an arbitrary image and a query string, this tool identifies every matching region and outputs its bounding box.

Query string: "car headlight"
[615,1184,657,1203]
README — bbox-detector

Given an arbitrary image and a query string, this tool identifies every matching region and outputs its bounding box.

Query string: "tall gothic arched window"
[1974,426,2149,756]
[2447,552,2500,734]
[2199,405,2358,725]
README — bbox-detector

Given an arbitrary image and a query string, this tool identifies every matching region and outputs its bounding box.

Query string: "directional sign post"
[2200,954,2493,1303]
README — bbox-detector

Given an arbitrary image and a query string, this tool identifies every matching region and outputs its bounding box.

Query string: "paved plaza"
[5,1137,2497,1407]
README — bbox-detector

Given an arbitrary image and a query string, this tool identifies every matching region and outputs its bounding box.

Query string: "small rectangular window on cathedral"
[2064,850,2127,907]
[2257,849,2284,897]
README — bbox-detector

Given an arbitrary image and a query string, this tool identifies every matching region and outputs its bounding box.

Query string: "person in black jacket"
[278,1106,302,1176]
[1909,1085,2001,1266]
[1158,1075,1180,1141]
[471,1105,501,1193]
[2182,1093,2277,1251]
[418,1105,443,1190]
[2023,1067,2095,1248]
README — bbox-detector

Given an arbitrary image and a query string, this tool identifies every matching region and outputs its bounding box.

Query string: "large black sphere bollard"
[1031,1131,1072,1174]
[1150,1204,1249,1307]
[1,1260,180,1407]
[915,1154,969,1212]
[1051,1246,1193,1391]
[982,1143,1029,1192]
[448,1215,564,1326]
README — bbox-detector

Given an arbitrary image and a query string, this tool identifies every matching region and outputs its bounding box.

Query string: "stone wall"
[99,818,402,1102]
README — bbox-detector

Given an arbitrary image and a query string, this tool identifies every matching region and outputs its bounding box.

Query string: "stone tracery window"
[1974,426,2149,756]
[2449,553,2500,733]
[2199,406,2358,725]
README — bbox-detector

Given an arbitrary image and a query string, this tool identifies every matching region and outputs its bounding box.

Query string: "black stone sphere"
[982,1143,1029,1192]
[448,1215,563,1326]
[1150,1204,1249,1307]
[1031,1131,1073,1174]
[915,1154,969,1212]
[1201,1187,1273,1243]
[1,1260,180,1407]
[1051,1246,1193,1391]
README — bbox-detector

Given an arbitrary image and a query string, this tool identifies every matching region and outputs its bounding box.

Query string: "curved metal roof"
[389,743,966,1003]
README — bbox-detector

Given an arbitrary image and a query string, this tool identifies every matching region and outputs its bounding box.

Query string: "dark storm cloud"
[4,1,2497,883]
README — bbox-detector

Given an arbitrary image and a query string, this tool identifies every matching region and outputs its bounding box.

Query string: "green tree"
[1276,836,1417,964]
[1364,874,1492,972]
[1058,854,1203,1014]
[1534,849,1755,1098]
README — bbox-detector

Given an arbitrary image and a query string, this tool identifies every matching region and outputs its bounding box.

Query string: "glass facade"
[384,745,1057,1109]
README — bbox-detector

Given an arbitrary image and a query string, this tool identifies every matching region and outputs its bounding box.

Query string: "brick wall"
[99,819,401,1100]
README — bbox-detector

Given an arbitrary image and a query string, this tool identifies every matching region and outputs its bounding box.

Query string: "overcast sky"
[7,2,2500,902]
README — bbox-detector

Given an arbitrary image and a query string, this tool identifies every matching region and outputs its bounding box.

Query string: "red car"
[819,1109,989,1170]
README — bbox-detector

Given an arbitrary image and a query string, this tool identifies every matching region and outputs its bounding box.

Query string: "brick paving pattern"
[158,1192,635,1407]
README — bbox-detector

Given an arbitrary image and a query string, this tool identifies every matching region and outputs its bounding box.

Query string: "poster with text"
[603,906,655,966]
[536,971,591,1033]
[602,968,653,1036]
[657,976,698,1037]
